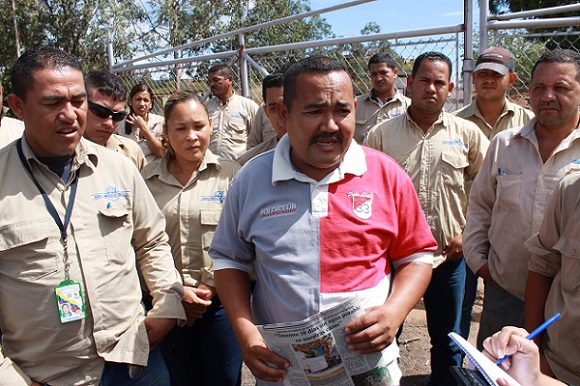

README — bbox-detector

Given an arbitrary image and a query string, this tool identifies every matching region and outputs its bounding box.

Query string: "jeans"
[161,295,242,386]
[476,281,524,350]
[460,266,478,341]
[423,258,465,386]
[100,346,170,386]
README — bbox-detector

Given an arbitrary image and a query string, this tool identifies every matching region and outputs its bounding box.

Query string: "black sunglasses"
[87,101,128,122]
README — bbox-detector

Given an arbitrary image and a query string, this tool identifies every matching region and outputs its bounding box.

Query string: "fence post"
[239,1,250,98]
[463,0,474,105]
[480,0,489,52]
[108,42,114,72]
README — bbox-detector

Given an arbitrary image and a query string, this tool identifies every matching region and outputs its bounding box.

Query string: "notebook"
[448,332,523,386]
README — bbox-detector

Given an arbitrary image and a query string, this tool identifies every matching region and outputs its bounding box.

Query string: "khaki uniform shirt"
[207,93,259,160]
[0,107,25,149]
[0,138,185,385]
[464,119,580,300]
[365,110,489,267]
[105,134,147,171]
[116,113,165,163]
[454,97,534,139]
[237,135,278,166]
[527,172,580,385]
[142,150,240,288]
[247,105,276,149]
[355,90,410,144]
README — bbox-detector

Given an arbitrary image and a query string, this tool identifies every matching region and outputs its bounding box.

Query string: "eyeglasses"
[87,101,128,122]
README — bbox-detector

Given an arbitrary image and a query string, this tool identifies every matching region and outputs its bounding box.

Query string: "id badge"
[55,280,86,323]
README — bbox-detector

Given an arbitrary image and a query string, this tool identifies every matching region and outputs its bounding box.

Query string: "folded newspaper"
[257,297,396,386]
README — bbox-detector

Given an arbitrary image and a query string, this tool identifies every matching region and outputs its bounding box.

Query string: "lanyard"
[17,139,79,281]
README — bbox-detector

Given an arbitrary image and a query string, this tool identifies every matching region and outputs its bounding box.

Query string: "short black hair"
[208,63,232,78]
[85,71,126,102]
[368,53,397,71]
[262,73,284,102]
[412,51,452,80]
[283,56,350,111]
[11,47,83,100]
[532,49,580,82]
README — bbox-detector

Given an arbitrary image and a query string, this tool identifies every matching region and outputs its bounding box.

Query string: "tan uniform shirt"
[464,119,580,300]
[527,172,580,385]
[454,97,534,139]
[105,134,147,171]
[207,93,259,160]
[116,113,165,163]
[365,110,489,267]
[237,135,278,166]
[0,137,185,385]
[247,104,276,149]
[0,107,25,149]
[142,150,240,288]
[355,90,410,144]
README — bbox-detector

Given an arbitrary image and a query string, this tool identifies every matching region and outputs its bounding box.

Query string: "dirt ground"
[241,278,484,386]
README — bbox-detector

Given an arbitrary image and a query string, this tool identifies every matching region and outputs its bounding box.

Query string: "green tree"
[0,0,150,74]
[488,0,580,50]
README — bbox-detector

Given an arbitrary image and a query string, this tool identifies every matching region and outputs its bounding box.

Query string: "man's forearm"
[385,261,433,326]
[524,270,553,346]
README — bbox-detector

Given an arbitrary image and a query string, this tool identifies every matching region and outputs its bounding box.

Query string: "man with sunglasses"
[84,71,146,170]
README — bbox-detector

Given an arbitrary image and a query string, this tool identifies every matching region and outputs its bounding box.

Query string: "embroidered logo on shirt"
[91,186,130,201]
[348,192,373,220]
[260,203,297,219]
[442,139,467,148]
[231,113,245,121]
[201,190,227,202]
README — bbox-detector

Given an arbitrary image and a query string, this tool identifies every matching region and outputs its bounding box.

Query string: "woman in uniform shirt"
[117,83,165,162]
[141,91,242,385]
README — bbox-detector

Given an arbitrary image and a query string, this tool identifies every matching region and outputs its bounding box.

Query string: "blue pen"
[495,313,561,365]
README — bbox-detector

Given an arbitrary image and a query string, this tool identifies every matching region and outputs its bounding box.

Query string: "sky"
[309,0,479,38]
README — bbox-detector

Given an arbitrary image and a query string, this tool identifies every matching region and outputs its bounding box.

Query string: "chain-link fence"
[113,2,580,115]
[113,32,463,115]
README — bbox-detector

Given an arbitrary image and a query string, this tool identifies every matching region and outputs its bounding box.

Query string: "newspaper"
[257,297,395,386]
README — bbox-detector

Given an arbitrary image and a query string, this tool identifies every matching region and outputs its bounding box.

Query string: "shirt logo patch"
[260,203,297,219]
[231,113,245,121]
[348,192,373,220]
[442,139,467,148]
[91,186,130,201]
[201,190,226,202]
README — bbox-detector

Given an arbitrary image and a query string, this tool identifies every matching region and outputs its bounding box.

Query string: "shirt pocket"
[200,209,221,251]
[98,207,132,265]
[441,150,469,190]
[0,218,60,280]
[495,174,523,211]
[555,237,580,293]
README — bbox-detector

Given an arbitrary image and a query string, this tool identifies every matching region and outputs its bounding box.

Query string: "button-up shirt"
[237,135,278,166]
[464,119,580,299]
[355,89,410,143]
[0,106,24,149]
[365,110,489,267]
[105,133,147,170]
[247,104,276,149]
[0,137,185,385]
[454,97,534,139]
[207,93,259,160]
[142,150,240,288]
[116,113,165,163]
[527,172,580,386]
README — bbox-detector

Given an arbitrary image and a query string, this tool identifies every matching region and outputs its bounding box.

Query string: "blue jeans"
[460,265,478,341]
[423,258,465,386]
[160,295,242,386]
[100,346,170,386]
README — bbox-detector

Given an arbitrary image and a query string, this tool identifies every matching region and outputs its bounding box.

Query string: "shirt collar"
[143,148,220,185]
[271,134,367,185]
[20,136,96,174]
[466,97,515,120]
[516,117,580,142]
[404,108,448,131]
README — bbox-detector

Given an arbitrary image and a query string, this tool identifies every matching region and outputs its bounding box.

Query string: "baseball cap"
[474,47,515,75]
